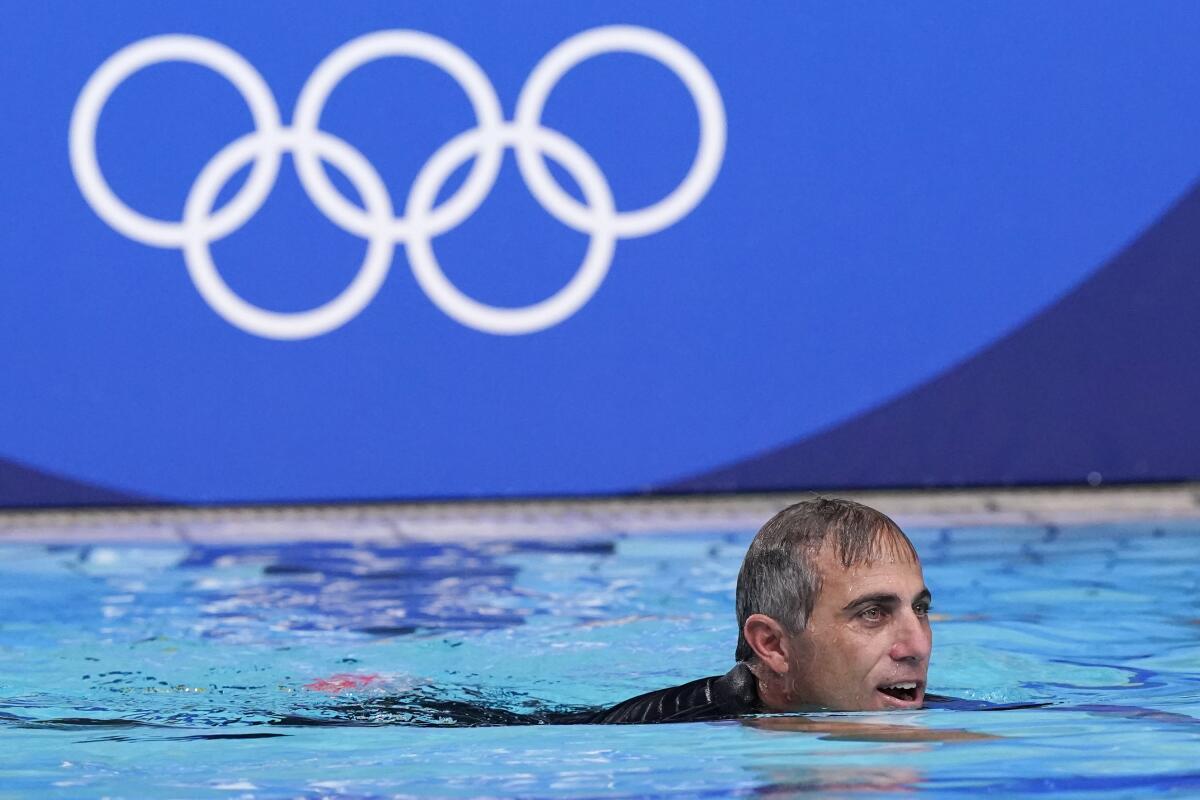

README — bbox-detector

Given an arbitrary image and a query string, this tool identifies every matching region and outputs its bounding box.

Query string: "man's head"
[735,498,931,711]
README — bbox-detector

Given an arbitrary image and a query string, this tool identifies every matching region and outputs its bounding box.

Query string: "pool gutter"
[1,484,1198,543]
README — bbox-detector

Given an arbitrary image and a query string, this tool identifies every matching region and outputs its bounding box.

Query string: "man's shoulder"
[577,662,760,725]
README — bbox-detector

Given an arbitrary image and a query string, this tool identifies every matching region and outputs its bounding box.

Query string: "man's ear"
[743,613,792,675]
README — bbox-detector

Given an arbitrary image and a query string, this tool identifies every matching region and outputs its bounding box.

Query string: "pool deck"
[0,484,1198,543]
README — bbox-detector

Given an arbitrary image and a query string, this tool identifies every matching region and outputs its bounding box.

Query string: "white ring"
[514,25,726,238]
[68,35,283,248]
[72,27,725,339]
[182,129,395,340]
[405,124,616,335]
[292,30,505,242]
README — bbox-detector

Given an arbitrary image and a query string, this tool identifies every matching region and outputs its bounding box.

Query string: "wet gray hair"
[734,497,916,663]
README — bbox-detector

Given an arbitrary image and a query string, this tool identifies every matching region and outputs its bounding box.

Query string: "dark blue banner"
[3,1,1199,505]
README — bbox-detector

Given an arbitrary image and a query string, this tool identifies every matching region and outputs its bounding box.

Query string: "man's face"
[783,535,932,711]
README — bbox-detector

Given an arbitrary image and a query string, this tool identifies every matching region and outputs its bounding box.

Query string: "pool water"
[2,520,1199,797]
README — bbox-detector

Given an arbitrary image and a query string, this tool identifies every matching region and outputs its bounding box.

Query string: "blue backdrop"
[3,1,1200,506]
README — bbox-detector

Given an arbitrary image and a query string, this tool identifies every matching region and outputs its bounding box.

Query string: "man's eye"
[914,602,930,617]
[859,607,883,622]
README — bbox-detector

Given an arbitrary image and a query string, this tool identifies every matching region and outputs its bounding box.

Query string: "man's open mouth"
[877,681,922,704]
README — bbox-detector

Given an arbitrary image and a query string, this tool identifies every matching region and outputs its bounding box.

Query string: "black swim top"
[567,662,762,724]
[270,667,1047,728]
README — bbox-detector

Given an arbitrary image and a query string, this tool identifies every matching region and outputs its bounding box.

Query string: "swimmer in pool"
[576,497,936,723]
[298,497,1043,729]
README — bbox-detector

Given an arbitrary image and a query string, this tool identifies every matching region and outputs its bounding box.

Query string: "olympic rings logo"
[69,26,725,339]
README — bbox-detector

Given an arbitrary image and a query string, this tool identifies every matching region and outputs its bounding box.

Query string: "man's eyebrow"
[842,592,901,611]
[842,588,933,612]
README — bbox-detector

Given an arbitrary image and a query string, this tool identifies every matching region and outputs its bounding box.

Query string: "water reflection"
[175,540,612,639]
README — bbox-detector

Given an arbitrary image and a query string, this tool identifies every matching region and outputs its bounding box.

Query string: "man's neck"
[747,661,795,712]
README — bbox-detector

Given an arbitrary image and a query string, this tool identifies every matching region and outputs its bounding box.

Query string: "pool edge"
[1,484,1198,543]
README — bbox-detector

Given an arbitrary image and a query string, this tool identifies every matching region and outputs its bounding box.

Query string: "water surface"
[2,522,1199,797]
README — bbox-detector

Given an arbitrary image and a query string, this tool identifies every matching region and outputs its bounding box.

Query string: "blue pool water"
[2,519,1199,797]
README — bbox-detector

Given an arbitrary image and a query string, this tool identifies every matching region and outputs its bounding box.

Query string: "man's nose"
[889,611,932,663]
